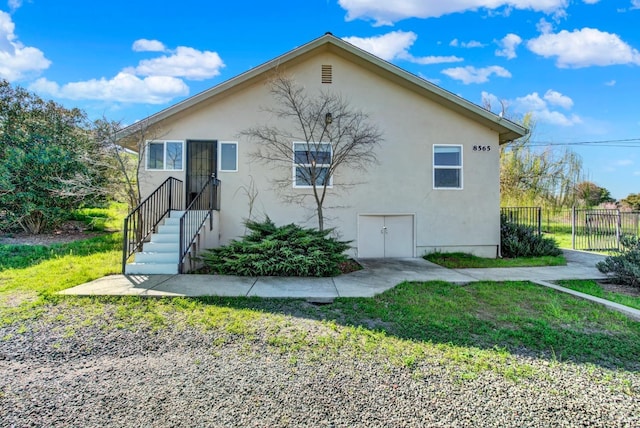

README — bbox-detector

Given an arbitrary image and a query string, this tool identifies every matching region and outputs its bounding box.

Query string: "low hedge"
[201,217,350,277]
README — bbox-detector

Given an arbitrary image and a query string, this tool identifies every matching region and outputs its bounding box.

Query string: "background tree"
[245,74,382,230]
[483,98,584,208]
[574,181,615,207]
[621,193,640,211]
[0,80,112,233]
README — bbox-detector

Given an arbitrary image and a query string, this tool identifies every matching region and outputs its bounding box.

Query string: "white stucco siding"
[138,50,502,258]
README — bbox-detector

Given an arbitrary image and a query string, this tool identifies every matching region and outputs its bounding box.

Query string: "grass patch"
[312,281,640,369]
[0,204,124,323]
[424,252,566,268]
[548,232,572,249]
[0,233,122,271]
[34,280,638,373]
[71,203,127,232]
[1,206,639,380]
[557,280,640,311]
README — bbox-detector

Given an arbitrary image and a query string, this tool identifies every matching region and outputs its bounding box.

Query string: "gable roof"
[118,33,527,144]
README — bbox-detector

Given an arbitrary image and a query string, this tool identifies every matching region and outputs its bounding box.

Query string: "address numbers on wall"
[472,145,491,152]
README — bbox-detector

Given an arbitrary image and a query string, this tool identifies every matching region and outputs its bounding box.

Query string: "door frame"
[357,213,416,258]
[185,139,218,206]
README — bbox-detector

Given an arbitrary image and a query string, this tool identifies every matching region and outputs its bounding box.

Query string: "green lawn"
[557,279,640,311]
[425,252,566,268]
[0,204,123,313]
[548,232,572,249]
[1,209,639,377]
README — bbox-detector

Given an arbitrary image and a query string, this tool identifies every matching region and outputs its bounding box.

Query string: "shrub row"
[201,218,350,277]
[500,214,562,258]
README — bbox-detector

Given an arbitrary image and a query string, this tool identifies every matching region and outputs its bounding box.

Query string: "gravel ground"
[1,306,639,428]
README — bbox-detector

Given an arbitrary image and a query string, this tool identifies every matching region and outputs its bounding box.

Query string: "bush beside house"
[201,218,350,277]
[500,214,562,258]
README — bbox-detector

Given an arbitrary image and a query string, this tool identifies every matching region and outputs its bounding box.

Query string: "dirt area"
[598,280,640,298]
[0,221,104,246]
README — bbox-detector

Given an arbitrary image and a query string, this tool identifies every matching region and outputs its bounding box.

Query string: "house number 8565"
[473,145,491,151]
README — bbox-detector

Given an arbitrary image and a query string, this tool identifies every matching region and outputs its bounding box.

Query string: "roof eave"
[116,34,528,143]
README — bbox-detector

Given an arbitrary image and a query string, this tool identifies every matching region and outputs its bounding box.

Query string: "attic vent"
[321,65,332,84]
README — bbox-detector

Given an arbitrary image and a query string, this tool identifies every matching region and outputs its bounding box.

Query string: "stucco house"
[120,33,527,275]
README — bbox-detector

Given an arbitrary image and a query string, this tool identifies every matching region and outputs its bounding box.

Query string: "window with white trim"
[146,140,184,171]
[293,142,332,187]
[219,141,238,172]
[433,145,462,189]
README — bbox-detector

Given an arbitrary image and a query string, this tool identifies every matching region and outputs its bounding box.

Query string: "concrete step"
[151,233,179,243]
[157,224,180,234]
[134,251,179,264]
[164,217,181,226]
[143,242,179,253]
[125,262,178,275]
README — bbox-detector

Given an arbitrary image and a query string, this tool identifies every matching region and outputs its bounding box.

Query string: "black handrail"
[122,177,184,273]
[178,176,220,273]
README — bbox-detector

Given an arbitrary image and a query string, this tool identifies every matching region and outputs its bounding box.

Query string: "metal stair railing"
[122,177,184,273]
[179,176,221,273]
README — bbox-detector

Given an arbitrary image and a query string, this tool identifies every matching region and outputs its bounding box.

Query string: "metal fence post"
[571,206,576,250]
[616,209,621,251]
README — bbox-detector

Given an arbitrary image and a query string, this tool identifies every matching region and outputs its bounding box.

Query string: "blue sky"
[1,0,639,199]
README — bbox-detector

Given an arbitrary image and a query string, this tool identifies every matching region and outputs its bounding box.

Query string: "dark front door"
[186,140,217,206]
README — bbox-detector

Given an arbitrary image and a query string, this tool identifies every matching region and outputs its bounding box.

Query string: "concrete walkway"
[60,250,640,320]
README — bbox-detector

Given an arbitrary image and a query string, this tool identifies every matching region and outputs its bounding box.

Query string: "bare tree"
[93,117,165,211]
[244,74,383,231]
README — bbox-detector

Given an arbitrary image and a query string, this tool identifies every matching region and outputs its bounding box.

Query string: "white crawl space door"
[357,215,414,258]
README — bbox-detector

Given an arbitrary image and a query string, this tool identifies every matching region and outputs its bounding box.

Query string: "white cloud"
[495,33,522,59]
[0,11,50,81]
[343,31,463,64]
[463,40,485,48]
[632,0,640,9]
[129,46,225,80]
[7,0,22,10]
[633,170,640,176]
[442,65,511,84]
[132,39,166,52]
[617,159,633,166]
[527,28,640,68]
[344,31,416,61]
[605,80,616,86]
[451,38,485,48]
[29,73,189,104]
[512,91,582,126]
[543,89,573,109]
[29,41,224,103]
[338,0,569,26]
[583,0,600,3]
[537,18,554,34]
